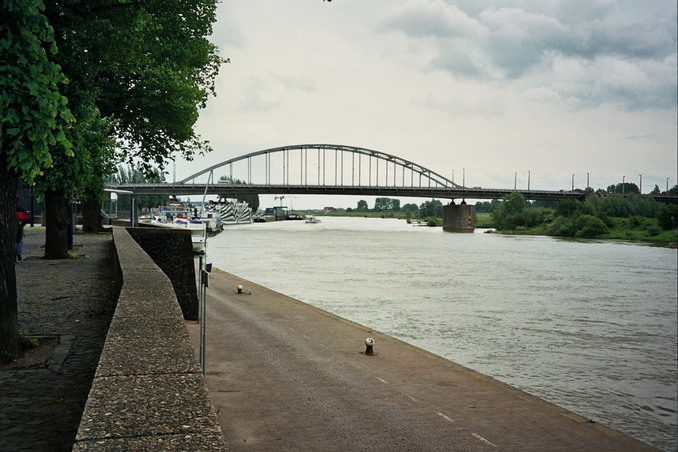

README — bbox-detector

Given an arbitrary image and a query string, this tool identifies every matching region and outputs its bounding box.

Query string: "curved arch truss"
[179,144,463,189]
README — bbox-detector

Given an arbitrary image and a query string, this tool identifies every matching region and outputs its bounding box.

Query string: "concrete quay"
[188,268,658,451]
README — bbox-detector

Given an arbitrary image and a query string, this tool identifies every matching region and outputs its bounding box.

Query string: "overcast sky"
[174,0,677,209]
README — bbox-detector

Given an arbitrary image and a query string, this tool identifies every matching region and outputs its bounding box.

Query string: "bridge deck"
[108,182,590,201]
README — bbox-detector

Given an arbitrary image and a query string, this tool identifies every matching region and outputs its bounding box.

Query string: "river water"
[207,216,677,450]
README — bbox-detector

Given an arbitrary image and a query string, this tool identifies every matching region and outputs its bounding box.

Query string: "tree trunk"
[44,189,70,259]
[81,198,102,233]
[0,166,21,361]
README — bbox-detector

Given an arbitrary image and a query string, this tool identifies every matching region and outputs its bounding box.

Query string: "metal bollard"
[364,337,375,355]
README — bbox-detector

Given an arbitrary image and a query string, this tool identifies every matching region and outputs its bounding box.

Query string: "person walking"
[15,196,29,261]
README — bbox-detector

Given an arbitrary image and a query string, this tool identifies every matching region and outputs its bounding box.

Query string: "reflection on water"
[209,217,677,451]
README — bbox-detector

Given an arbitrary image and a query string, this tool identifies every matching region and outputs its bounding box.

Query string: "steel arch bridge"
[180,144,463,189]
[108,143,587,202]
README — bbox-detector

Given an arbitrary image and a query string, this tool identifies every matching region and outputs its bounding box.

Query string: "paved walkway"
[0,228,116,452]
[188,268,658,452]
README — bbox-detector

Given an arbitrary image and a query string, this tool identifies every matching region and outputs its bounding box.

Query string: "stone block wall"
[127,227,199,320]
[73,227,226,450]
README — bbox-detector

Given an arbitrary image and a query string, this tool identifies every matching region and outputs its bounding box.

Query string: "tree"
[474,199,501,213]
[401,203,419,216]
[607,182,639,194]
[555,199,580,218]
[491,192,528,230]
[374,197,400,211]
[109,165,168,211]
[1,0,74,359]
[657,204,678,230]
[356,200,369,211]
[419,199,443,218]
[37,0,222,256]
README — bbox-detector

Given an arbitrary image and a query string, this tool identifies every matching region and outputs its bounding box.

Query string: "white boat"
[198,211,223,236]
[140,211,207,254]
[305,215,321,224]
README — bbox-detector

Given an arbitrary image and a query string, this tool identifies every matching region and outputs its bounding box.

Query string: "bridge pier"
[443,201,474,233]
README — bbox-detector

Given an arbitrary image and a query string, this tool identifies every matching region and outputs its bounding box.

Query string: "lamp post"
[571,173,575,191]
[586,172,590,189]
[622,176,626,194]
[462,168,465,187]
[639,174,642,194]
[528,170,531,190]
[666,177,669,193]
[514,171,517,190]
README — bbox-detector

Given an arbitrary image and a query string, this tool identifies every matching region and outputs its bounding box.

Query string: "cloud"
[238,76,280,113]
[378,0,677,110]
[272,73,317,93]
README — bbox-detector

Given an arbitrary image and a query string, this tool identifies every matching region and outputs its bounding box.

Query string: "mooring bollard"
[237,284,243,294]
[364,337,375,355]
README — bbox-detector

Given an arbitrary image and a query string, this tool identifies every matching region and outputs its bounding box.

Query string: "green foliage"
[491,192,528,230]
[555,199,580,218]
[489,191,670,242]
[36,103,116,199]
[607,182,640,194]
[401,203,419,215]
[474,199,501,213]
[1,0,75,182]
[574,215,609,238]
[356,200,369,211]
[657,204,678,230]
[546,216,578,237]
[424,217,442,227]
[419,199,443,218]
[374,197,400,211]
[108,165,167,210]
[43,0,222,176]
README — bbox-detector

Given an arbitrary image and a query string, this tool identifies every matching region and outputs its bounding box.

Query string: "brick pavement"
[188,268,659,452]
[0,228,117,452]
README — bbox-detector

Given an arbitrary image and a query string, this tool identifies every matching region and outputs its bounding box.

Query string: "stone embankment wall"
[127,227,199,320]
[73,227,226,451]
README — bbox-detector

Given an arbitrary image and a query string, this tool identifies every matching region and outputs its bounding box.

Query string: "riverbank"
[310,211,678,247]
[206,216,677,450]
[187,267,657,451]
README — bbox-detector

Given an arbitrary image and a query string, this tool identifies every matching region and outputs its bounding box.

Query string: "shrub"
[657,204,678,230]
[574,215,610,238]
[547,216,577,237]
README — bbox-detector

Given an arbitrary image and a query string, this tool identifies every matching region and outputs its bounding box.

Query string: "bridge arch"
[179,144,463,189]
